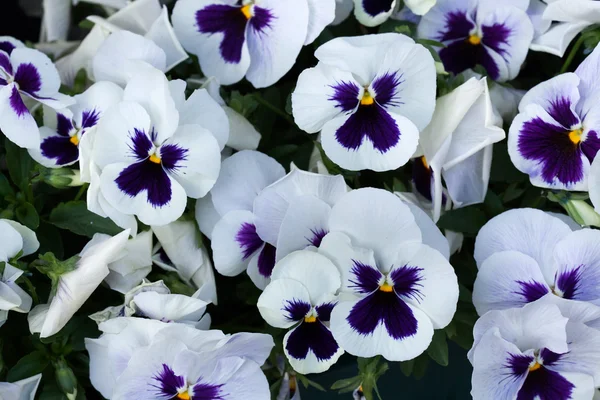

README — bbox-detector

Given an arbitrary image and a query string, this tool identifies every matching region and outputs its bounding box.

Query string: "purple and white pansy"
[417,0,534,82]
[28,81,123,168]
[508,44,600,191]
[292,34,436,172]
[469,301,600,400]
[473,208,600,316]
[258,251,344,374]
[0,40,73,149]
[172,0,335,88]
[320,188,458,361]
[92,65,221,226]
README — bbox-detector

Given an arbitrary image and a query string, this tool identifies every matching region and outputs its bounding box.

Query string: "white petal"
[1,219,39,257]
[332,0,354,25]
[105,0,162,34]
[404,0,436,15]
[405,202,449,259]
[304,0,336,45]
[223,106,261,150]
[353,0,397,27]
[144,6,189,71]
[0,84,40,149]
[133,291,208,323]
[257,277,312,328]
[0,220,24,261]
[211,210,260,276]
[42,0,71,42]
[11,47,63,99]
[195,193,221,239]
[531,21,590,57]
[178,88,229,150]
[590,156,600,214]
[245,0,309,88]
[71,81,124,129]
[283,321,344,374]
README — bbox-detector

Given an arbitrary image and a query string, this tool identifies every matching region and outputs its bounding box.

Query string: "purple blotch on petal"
[196,5,248,64]
[361,0,396,17]
[285,320,340,362]
[540,348,562,366]
[335,104,401,153]
[56,113,73,137]
[151,364,184,398]
[346,290,419,339]
[329,81,360,113]
[128,128,153,161]
[81,108,100,129]
[516,367,575,400]
[9,85,28,117]
[0,42,15,55]
[412,156,433,201]
[507,353,535,377]
[481,23,511,57]
[391,265,424,303]
[547,97,580,129]
[439,40,500,80]
[308,228,328,247]
[316,302,336,322]
[192,379,225,400]
[349,261,382,294]
[115,161,173,207]
[257,242,276,278]
[517,117,584,185]
[235,222,264,260]
[555,266,582,300]
[160,144,188,171]
[249,6,274,34]
[40,136,79,165]
[582,130,600,162]
[0,52,12,76]
[284,299,311,322]
[372,72,403,107]
[439,11,474,42]
[14,63,41,95]
[515,280,550,303]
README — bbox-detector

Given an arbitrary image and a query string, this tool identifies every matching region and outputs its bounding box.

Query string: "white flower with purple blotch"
[258,251,343,374]
[508,44,600,191]
[86,317,274,399]
[320,188,458,361]
[0,373,42,400]
[292,34,436,172]
[473,208,600,316]
[202,150,285,288]
[418,77,505,221]
[172,0,335,88]
[92,66,221,226]
[469,301,600,399]
[417,0,533,82]
[28,81,123,168]
[0,41,73,149]
[353,0,435,26]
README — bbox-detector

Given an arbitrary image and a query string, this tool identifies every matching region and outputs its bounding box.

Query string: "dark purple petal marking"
[391,265,424,302]
[329,81,360,113]
[285,320,340,362]
[56,113,74,137]
[0,52,12,76]
[335,104,400,153]
[115,161,173,207]
[555,266,583,300]
[507,353,535,377]
[438,11,475,42]
[412,156,433,201]
[0,42,16,55]
[481,23,512,58]
[582,130,600,162]
[307,228,328,247]
[128,128,153,161]
[151,364,184,397]
[249,6,274,34]
[235,222,263,260]
[372,72,403,107]
[349,261,382,294]
[517,117,584,185]
[515,280,550,303]
[81,108,100,129]
[258,242,276,278]
[0,78,6,86]
[160,144,188,171]
[346,290,418,339]
[315,302,336,322]
[195,5,248,64]
[40,136,79,165]
[9,85,28,117]
[539,348,562,366]
[547,97,580,129]
[192,380,225,400]
[283,299,311,322]
[361,0,396,17]
[14,63,41,95]
[516,367,574,400]
[157,248,172,265]
[439,40,501,80]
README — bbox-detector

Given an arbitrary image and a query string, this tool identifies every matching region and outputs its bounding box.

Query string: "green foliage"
[49,201,122,237]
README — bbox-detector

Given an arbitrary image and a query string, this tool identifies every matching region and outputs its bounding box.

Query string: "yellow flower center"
[361,91,375,106]
[380,283,394,292]
[149,153,161,164]
[421,156,429,169]
[241,4,252,19]
[468,35,482,45]
[529,362,542,372]
[304,315,317,323]
[568,128,583,144]
[69,135,79,146]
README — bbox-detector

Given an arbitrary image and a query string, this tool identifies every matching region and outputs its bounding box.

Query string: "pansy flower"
[28,81,123,168]
[172,0,335,88]
[321,188,458,361]
[258,251,343,374]
[508,45,600,191]
[0,373,42,400]
[292,34,436,171]
[417,0,533,82]
[0,44,73,149]
[469,302,600,399]
[473,208,600,316]
[93,66,221,226]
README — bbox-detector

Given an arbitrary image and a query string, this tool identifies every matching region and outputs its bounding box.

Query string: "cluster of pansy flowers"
[4,0,600,398]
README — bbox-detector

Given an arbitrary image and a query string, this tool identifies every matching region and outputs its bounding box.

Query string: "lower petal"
[34,129,79,167]
[284,321,343,374]
[0,84,39,149]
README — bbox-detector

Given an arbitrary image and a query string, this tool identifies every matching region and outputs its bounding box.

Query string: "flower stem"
[74,183,88,202]
[560,34,586,74]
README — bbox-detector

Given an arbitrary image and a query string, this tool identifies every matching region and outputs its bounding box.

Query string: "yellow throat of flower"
[380,283,394,292]
[421,156,429,169]
[241,4,252,19]
[69,135,79,146]
[177,392,191,400]
[569,128,583,144]
[468,35,482,45]
[529,362,542,372]
[304,315,317,323]
[361,91,375,106]
[149,153,161,164]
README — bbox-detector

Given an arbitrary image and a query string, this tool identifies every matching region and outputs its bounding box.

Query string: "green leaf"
[49,201,122,238]
[0,172,15,200]
[427,330,449,366]
[16,202,39,229]
[412,354,430,380]
[331,376,362,391]
[502,183,526,203]
[399,359,415,377]
[37,222,64,259]
[7,351,49,382]
[437,206,487,236]
[416,38,446,48]
[5,138,33,191]
[483,191,504,217]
